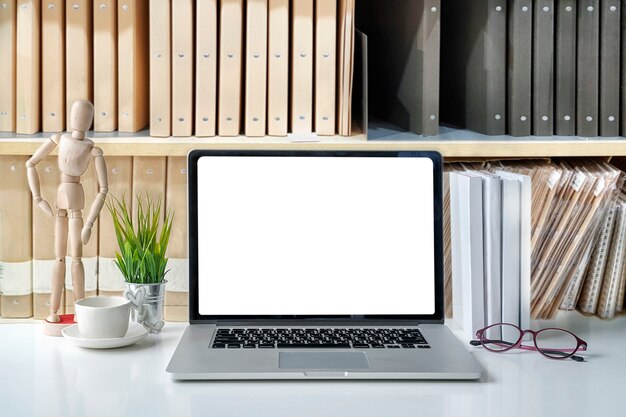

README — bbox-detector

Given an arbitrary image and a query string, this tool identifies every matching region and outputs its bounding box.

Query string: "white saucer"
[62,322,148,349]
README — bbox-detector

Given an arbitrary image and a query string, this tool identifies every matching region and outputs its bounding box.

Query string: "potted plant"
[107,193,173,334]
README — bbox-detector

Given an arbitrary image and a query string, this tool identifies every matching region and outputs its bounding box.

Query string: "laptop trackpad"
[279,352,370,369]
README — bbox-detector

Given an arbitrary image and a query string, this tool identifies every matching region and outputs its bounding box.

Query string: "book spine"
[501,178,521,332]
[519,175,532,329]
[291,0,314,134]
[97,156,133,295]
[485,0,507,135]
[16,0,40,134]
[467,175,485,335]
[577,0,601,136]
[218,0,243,136]
[32,156,62,319]
[195,0,218,137]
[244,0,268,137]
[172,0,194,137]
[42,0,65,132]
[336,0,353,136]
[533,0,555,136]
[165,157,189,321]
[132,157,167,220]
[149,0,171,137]
[507,0,533,137]
[482,177,502,328]
[418,0,441,136]
[66,0,92,131]
[622,0,626,136]
[150,0,172,137]
[0,0,16,132]
[93,0,117,132]
[315,0,337,136]
[118,0,149,132]
[599,0,621,136]
[555,0,577,136]
[267,0,289,136]
[0,156,33,317]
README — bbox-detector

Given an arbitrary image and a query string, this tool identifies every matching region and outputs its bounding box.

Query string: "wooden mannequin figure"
[26,100,109,324]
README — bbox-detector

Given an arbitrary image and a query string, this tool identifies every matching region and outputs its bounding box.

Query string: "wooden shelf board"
[1,129,625,157]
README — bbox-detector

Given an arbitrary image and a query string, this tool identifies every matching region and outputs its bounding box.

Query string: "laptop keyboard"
[211,328,430,349]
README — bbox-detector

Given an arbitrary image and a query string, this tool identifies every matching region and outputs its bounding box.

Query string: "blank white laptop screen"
[197,156,435,315]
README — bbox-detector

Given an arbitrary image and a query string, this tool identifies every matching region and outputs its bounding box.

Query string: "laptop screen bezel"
[187,150,444,324]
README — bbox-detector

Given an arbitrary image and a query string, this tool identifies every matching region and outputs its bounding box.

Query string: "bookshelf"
[1,0,625,323]
[1,130,626,158]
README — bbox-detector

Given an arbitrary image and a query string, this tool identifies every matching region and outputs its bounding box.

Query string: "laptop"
[166,150,483,380]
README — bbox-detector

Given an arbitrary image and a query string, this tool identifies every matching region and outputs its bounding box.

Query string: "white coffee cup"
[75,297,131,339]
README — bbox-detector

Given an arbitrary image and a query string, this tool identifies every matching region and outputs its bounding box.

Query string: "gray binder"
[441,0,506,135]
[417,0,441,136]
[533,0,555,136]
[577,0,600,137]
[599,0,621,137]
[622,1,626,136]
[507,0,533,137]
[555,0,577,136]
[355,0,442,138]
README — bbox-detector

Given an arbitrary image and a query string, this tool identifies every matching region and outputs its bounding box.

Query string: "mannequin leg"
[69,210,85,302]
[48,210,68,323]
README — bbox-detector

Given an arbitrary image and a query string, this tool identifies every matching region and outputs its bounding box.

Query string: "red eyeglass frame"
[470,323,588,362]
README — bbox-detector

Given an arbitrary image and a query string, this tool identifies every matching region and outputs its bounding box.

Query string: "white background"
[197,156,435,315]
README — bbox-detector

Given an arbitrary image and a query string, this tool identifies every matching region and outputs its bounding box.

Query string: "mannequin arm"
[82,147,109,244]
[25,135,60,216]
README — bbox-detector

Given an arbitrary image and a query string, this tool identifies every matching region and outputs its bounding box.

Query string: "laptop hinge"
[214,319,425,327]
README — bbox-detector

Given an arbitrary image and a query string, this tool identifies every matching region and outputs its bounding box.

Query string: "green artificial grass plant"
[107,193,173,284]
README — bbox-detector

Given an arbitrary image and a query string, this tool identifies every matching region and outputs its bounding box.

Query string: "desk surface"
[0,314,624,417]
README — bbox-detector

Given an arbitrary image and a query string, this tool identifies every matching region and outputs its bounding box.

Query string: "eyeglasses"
[469,323,588,362]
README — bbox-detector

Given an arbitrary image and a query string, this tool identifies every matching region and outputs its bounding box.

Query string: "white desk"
[0,314,624,417]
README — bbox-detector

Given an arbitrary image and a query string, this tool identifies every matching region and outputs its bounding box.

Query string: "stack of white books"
[450,170,531,339]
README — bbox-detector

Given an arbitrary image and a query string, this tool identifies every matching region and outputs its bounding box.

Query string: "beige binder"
[0,0,16,132]
[94,0,117,132]
[65,161,99,314]
[337,0,355,136]
[66,0,92,131]
[164,157,189,321]
[315,0,337,135]
[32,156,64,319]
[16,0,40,134]
[245,0,268,137]
[132,156,167,220]
[118,0,149,132]
[98,156,133,297]
[172,0,194,137]
[149,0,171,137]
[291,0,314,134]
[267,0,289,136]
[0,156,33,317]
[195,0,218,137]
[42,0,65,133]
[218,0,243,136]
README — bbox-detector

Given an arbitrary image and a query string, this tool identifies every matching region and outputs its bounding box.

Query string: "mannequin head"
[69,100,94,133]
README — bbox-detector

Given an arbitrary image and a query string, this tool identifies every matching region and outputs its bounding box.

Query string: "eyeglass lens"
[535,329,579,359]
[481,324,521,352]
